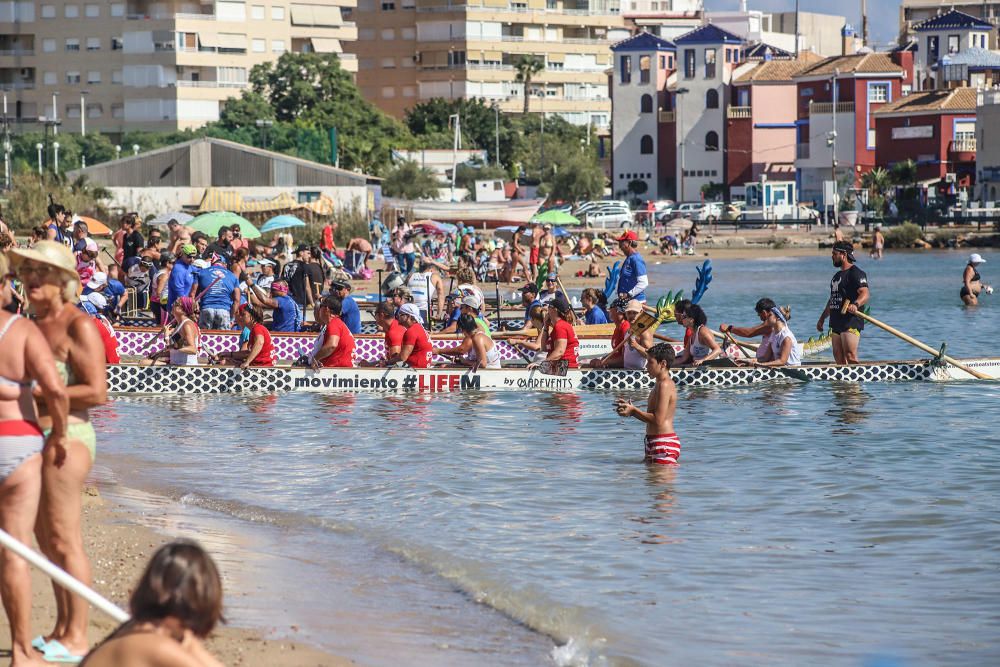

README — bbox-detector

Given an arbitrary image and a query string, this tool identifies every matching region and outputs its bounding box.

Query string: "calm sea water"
[92,250,1000,666]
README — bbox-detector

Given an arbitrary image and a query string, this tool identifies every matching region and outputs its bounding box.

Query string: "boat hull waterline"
[106,358,1000,395]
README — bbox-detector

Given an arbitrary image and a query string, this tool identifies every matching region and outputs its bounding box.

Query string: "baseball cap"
[617,230,638,242]
[399,303,424,323]
[521,282,538,294]
[83,291,108,310]
[624,299,643,314]
[296,243,309,254]
[180,243,197,257]
[86,272,108,290]
[84,239,99,253]
[969,253,987,264]
[258,258,276,266]
[460,295,481,310]
[330,279,352,291]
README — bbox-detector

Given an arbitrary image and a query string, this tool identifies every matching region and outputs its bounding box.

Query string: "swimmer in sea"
[615,342,680,465]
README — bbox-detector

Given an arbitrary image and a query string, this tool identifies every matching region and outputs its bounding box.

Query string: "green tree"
[382,160,440,200]
[548,151,605,202]
[5,172,110,231]
[861,166,891,215]
[514,55,544,114]
[404,97,515,169]
[454,160,508,192]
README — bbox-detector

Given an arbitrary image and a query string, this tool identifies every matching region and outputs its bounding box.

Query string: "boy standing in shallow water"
[615,343,680,465]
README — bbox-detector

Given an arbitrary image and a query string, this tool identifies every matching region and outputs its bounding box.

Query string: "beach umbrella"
[74,216,111,235]
[189,211,260,239]
[530,209,581,226]
[413,219,458,234]
[260,214,306,233]
[148,211,194,226]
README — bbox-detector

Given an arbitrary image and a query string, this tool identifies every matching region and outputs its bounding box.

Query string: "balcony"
[810,101,855,115]
[727,106,751,119]
[796,143,809,159]
[657,109,674,123]
[0,82,34,90]
[949,137,977,161]
[176,80,248,88]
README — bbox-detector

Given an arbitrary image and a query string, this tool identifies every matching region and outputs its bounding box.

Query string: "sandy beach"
[0,487,352,666]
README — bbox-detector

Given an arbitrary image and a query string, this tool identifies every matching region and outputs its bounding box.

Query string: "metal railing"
[727,106,751,119]
[176,80,248,88]
[0,82,35,90]
[950,137,977,152]
[128,12,216,20]
[0,49,34,56]
[810,101,854,114]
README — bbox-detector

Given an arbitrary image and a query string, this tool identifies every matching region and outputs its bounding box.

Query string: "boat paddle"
[840,300,989,380]
[723,331,810,382]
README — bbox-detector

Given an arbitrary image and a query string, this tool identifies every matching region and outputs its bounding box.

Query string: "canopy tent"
[197,189,299,214]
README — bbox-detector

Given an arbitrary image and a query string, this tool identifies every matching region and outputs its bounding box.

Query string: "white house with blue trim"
[913,9,994,91]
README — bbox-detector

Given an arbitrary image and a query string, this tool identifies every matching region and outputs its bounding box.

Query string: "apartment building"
[0,0,357,133]
[901,1,1000,46]
[622,0,702,41]
[347,0,630,128]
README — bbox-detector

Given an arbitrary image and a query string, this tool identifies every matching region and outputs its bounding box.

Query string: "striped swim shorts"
[644,433,681,466]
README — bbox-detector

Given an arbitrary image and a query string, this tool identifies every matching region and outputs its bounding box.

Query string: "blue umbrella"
[260,215,306,233]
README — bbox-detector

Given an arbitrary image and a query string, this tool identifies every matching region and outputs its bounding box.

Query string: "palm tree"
[861,166,890,215]
[514,55,545,114]
[890,159,918,188]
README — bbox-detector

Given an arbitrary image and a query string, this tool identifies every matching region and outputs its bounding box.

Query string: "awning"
[547,53,565,63]
[299,194,335,216]
[242,192,299,213]
[527,0,545,8]
[217,33,247,49]
[197,32,221,48]
[483,50,502,60]
[311,37,342,53]
[198,189,242,213]
[596,53,611,65]
[291,4,342,26]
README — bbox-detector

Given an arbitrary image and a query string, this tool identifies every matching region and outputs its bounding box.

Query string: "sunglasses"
[18,264,60,278]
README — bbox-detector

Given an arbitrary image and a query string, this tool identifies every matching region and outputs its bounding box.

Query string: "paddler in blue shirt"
[329,279,362,334]
[248,280,301,332]
[616,230,648,303]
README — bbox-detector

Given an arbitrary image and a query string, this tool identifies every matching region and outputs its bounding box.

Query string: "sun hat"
[86,271,108,291]
[398,303,424,323]
[969,253,986,265]
[624,299,643,314]
[8,241,82,303]
[84,238,99,253]
[270,280,289,294]
[617,230,638,242]
[180,243,197,257]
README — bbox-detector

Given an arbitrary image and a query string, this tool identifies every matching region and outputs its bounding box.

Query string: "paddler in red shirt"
[312,295,355,368]
[373,300,406,366]
[396,303,433,368]
[216,305,275,367]
[590,297,630,368]
[538,294,579,368]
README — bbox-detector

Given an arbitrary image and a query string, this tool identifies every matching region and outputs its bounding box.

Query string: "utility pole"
[80,90,88,169]
[861,0,869,49]
[830,70,839,227]
[794,0,800,54]
[493,104,500,168]
[676,87,689,201]
[449,112,460,202]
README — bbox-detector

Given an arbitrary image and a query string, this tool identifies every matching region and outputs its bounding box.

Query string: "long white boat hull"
[106,358,1000,395]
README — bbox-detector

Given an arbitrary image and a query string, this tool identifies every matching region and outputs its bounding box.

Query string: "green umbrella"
[530,209,582,226]
[189,211,261,239]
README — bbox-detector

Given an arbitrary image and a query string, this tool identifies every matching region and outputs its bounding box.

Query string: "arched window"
[706,89,719,109]
[705,131,719,151]
[640,94,653,113]
[640,135,654,154]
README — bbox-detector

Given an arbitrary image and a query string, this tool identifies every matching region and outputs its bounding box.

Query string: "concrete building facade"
[0,0,358,133]
[912,9,993,91]
[975,89,1000,203]
[347,0,630,128]
[901,1,1000,47]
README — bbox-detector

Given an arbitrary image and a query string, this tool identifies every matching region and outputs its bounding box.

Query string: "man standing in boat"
[616,230,648,303]
[817,240,869,365]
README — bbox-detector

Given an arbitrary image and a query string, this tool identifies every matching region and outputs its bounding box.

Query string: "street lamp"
[132,144,140,156]
[255,118,273,149]
[536,89,545,175]
[492,104,500,167]
[35,143,43,174]
[51,91,58,135]
[53,141,59,173]
[675,87,690,202]
[115,144,122,160]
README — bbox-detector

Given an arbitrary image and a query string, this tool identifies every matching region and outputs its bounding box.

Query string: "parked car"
[675,203,704,218]
[699,202,724,220]
[585,206,634,228]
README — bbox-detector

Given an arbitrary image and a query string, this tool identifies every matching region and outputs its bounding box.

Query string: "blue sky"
[704,0,902,47]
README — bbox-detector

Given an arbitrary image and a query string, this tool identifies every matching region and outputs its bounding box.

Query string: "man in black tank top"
[816,241,869,364]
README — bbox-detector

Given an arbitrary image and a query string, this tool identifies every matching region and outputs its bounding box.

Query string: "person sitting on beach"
[434,313,501,370]
[674,304,721,367]
[615,343,680,465]
[216,305,275,368]
[538,295,579,368]
[80,539,225,667]
[249,280,300,333]
[311,295,355,369]
[150,297,201,365]
[396,303,433,368]
[0,252,70,667]
[719,298,786,364]
[581,288,608,325]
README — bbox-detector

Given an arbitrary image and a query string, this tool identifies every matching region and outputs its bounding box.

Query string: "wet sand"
[0,488,352,666]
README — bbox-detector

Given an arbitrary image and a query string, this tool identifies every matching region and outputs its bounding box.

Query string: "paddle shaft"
[555,277,578,324]
[841,301,989,380]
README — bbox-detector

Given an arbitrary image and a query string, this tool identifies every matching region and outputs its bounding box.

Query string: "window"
[251,5,264,19]
[639,55,650,84]
[380,57,395,68]
[87,70,101,83]
[43,39,56,53]
[381,28,395,40]
[43,72,56,85]
[706,89,718,109]
[869,83,888,103]
[704,48,716,78]
[65,4,79,18]
[402,27,415,39]
[111,103,124,119]
[382,1,395,8]
[620,55,631,83]
[272,40,285,53]
[684,49,695,78]
[705,131,719,151]
[382,86,395,98]
[66,71,81,84]
[252,38,265,53]
[948,34,959,54]
[87,104,103,118]
[640,135,653,154]
[867,128,876,147]
[110,3,124,17]
[41,4,55,18]
[65,39,80,52]
[659,55,665,69]
[928,36,938,62]
[449,50,465,66]
[403,85,416,97]
[67,104,81,119]
[271,6,284,19]
[85,4,99,17]
[668,55,674,69]
[112,70,122,84]
[112,37,123,51]
[640,94,652,113]
[86,37,100,51]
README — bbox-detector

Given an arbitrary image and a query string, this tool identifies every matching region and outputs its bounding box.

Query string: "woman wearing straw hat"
[961,253,991,306]
[8,241,107,663]
[0,250,69,667]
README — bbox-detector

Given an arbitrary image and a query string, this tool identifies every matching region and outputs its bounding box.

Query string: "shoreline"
[0,486,352,667]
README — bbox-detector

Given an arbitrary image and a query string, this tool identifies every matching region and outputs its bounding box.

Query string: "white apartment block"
[0,0,357,133]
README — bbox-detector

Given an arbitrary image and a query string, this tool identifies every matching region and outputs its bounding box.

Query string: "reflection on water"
[826,382,873,433]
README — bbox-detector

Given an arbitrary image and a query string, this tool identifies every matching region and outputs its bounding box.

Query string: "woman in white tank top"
[755,306,802,366]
